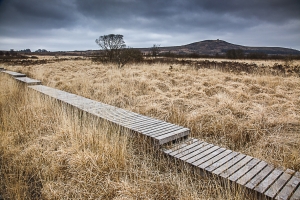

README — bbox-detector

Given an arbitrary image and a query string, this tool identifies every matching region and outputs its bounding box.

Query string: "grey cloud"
[0,0,299,51]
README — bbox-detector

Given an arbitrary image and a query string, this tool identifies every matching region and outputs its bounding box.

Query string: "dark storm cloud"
[0,0,299,51]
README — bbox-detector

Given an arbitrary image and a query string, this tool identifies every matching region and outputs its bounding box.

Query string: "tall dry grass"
[0,74,252,199]
[4,58,300,172]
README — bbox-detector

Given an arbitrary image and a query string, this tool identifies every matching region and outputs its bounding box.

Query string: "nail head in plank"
[212,153,246,175]
[265,169,294,199]
[228,158,260,182]
[254,168,283,193]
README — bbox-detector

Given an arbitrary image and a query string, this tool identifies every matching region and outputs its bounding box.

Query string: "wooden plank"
[189,146,221,166]
[180,144,219,162]
[15,77,41,85]
[205,152,239,172]
[228,158,260,182]
[220,156,253,178]
[168,141,205,156]
[175,142,209,159]
[149,126,184,137]
[191,148,226,166]
[164,139,198,154]
[3,70,26,77]
[132,122,172,132]
[198,149,232,169]
[211,153,246,175]
[245,165,275,189]
[236,161,268,186]
[264,169,294,199]
[177,143,212,161]
[275,172,300,200]
[139,122,176,133]
[127,119,161,129]
[155,128,190,145]
[290,185,300,200]
[254,168,283,193]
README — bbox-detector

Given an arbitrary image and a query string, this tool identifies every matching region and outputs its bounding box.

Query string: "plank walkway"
[1,71,299,200]
[164,138,300,200]
[28,85,189,145]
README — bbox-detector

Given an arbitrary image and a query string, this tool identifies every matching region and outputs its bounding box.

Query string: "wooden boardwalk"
[1,71,299,200]
[164,138,300,200]
[28,85,190,145]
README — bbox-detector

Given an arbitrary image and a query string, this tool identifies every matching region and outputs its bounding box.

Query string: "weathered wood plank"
[182,142,216,166]
[198,149,232,169]
[155,128,190,145]
[189,146,221,166]
[164,139,198,154]
[275,172,300,200]
[3,70,26,77]
[211,153,246,175]
[149,126,184,137]
[236,161,268,186]
[264,169,294,199]
[290,185,300,200]
[228,158,260,182]
[245,165,275,189]
[15,77,41,85]
[139,123,176,133]
[254,168,283,193]
[191,147,226,166]
[168,141,205,156]
[205,152,239,172]
[219,156,253,179]
[175,142,209,159]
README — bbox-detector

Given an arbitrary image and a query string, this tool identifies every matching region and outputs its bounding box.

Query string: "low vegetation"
[0,75,251,199]
[4,56,300,172]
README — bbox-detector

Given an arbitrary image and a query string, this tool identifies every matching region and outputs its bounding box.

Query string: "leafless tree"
[95,34,126,62]
[150,44,160,57]
[95,34,143,68]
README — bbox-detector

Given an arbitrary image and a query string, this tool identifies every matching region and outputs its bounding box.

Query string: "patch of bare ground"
[0,75,251,199]
[4,57,300,172]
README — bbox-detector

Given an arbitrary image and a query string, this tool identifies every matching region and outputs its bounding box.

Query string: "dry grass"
[0,74,253,199]
[4,58,300,172]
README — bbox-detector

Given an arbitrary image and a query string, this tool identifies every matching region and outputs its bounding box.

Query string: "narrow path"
[1,69,299,200]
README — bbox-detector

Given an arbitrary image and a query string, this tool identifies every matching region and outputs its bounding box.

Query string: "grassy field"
[0,74,250,199]
[1,56,299,198]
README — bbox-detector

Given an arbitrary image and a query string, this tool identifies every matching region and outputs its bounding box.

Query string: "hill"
[141,40,300,56]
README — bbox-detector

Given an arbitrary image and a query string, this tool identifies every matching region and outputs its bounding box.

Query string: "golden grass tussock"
[0,74,253,199]
[4,58,300,172]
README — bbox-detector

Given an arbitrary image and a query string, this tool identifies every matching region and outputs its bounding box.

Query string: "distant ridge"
[140,40,300,55]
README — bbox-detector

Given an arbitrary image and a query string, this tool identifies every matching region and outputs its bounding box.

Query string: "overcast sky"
[0,0,300,51]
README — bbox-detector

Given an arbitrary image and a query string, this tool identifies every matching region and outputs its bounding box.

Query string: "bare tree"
[95,34,126,62]
[95,34,143,68]
[150,44,160,57]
